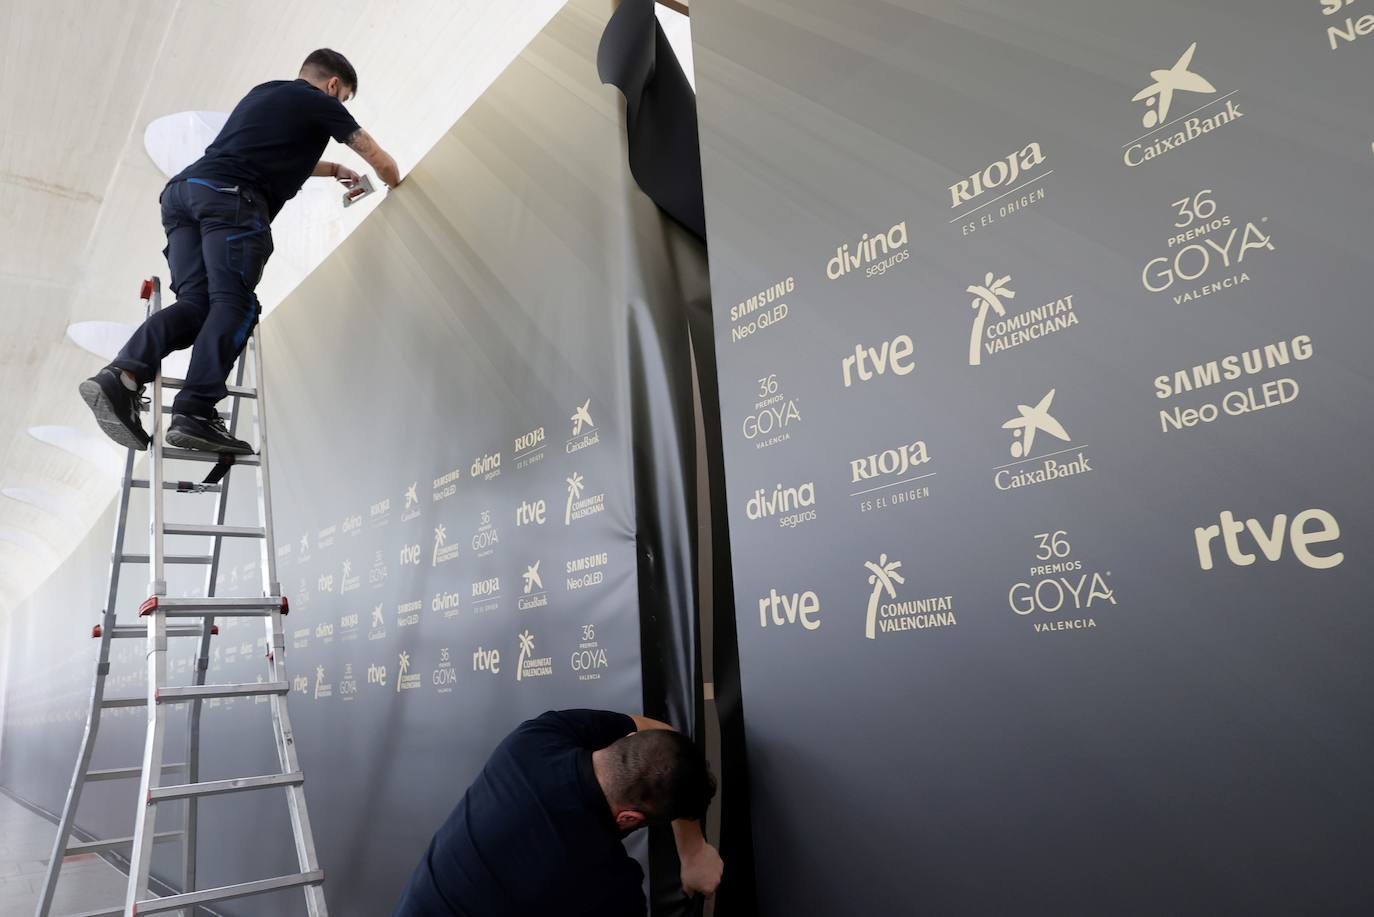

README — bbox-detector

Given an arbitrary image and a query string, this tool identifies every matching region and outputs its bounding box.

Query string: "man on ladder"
[80,48,401,454]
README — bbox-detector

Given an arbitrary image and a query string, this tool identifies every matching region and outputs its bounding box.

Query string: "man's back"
[392,710,646,917]
[174,78,359,218]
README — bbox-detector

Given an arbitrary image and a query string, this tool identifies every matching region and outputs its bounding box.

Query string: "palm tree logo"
[565,473,584,525]
[863,554,905,640]
[966,272,1014,366]
[314,664,326,698]
[396,651,410,693]
[432,524,448,565]
[517,630,536,680]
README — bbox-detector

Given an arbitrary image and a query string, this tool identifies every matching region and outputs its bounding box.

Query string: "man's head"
[598,729,716,834]
[299,49,357,102]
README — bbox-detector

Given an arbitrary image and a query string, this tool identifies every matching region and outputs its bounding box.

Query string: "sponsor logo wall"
[694,2,1374,915]
[0,5,676,915]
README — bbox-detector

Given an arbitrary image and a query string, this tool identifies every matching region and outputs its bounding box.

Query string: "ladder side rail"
[127,277,171,915]
[252,329,328,916]
[34,445,139,917]
[182,354,249,911]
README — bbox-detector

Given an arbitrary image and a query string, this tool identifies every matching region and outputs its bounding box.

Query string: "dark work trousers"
[112,178,274,417]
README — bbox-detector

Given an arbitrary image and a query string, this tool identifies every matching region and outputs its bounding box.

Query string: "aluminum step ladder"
[37,277,327,917]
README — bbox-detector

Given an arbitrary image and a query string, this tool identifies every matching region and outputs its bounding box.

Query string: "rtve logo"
[841,334,915,388]
[1194,507,1343,571]
[516,498,547,526]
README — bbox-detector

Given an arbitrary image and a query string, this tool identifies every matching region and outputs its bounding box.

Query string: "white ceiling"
[0,0,568,610]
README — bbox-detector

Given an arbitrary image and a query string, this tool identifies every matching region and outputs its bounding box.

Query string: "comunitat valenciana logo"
[862,554,955,639]
[1124,42,1242,167]
[825,220,909,280]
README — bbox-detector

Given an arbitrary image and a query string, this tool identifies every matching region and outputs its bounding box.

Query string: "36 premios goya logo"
[742,374,801,450]
[1008,530,1116,634]
[1140,189,1274,305]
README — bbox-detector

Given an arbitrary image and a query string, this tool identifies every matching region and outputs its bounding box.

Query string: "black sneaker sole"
[165,426,255,456]
[79,377,149,451]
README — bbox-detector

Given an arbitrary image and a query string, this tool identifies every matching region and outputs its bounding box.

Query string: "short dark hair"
[300,49,358,97]
[603,729,716,824]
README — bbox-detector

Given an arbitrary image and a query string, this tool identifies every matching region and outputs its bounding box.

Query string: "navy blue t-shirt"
[392,710,646,917]
[172,79,361,219]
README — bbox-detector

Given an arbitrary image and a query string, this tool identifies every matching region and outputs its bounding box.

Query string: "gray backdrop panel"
[691,1,1374,915]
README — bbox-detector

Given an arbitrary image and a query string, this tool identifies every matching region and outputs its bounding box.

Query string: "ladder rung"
[129,478,223,493]
[163,523,264,538]
[94,623,214,638]
[100,696,148,709]
[141,595,283,616]
[134,869,323,914]
[157,681,289,703]
[161,447,260,465]
[149,771,303,802]
[85,763,186,782]
[66,830,181,855]
[161,377,257,399]
[120,553,214,564]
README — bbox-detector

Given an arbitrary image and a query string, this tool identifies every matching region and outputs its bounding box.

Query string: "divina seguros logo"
[745,480,816,529]
[825,220,909,280]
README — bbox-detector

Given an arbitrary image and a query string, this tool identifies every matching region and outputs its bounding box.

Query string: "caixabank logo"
[993,389,1095,492]
[1123,42,1242,167]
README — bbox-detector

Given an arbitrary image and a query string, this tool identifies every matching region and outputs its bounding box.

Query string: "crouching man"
[392,709,723,916]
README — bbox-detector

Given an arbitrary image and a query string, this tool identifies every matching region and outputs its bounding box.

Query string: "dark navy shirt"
[172,79,361,219]
[392,710,646,917]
